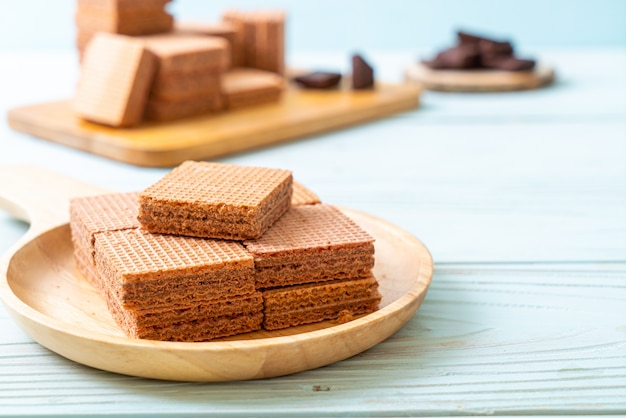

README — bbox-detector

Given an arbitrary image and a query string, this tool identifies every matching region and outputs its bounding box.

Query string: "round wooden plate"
[405,62,555,92]
[0,166,433,382]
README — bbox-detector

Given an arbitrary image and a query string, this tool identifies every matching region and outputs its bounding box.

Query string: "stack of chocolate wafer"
[70,161,379,342]
[174,21,237,70]
[221,10,285,75]
[243,204,380,330]
[138,33,230,121]
[76,0,174,59]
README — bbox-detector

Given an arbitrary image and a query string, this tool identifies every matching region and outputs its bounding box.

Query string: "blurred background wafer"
[74,33,156,127]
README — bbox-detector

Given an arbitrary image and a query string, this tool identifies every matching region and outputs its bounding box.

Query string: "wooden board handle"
[0,165,107,243]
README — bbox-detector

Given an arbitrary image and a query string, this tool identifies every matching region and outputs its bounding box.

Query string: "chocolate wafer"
[243,204,375,289]
[70,191,141,290]
[75,9,173,36]
[94,228,261,341]
[174,21,238,69]
[77,0,171,12]
[70,192,140,255]
[263,275,381,330]
[138,33,230,75]
[221,10,247,67]
[221,10,285,74]
[291,181,321,205]
[352,54,375,90]
[144,95,223,122]
[149,71,222,102]
[74,33,156,127]
[138,161,293,240]
[75,0,173,57]
[221,68,284,110]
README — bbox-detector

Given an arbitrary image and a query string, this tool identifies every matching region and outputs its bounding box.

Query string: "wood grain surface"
[7,83,421,167]
[1,263,624,416]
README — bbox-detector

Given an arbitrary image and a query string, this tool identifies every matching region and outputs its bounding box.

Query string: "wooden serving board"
[405,62,555,92]
[7,83,420,167]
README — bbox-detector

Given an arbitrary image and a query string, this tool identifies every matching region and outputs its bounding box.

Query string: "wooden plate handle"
[0,165,107,248]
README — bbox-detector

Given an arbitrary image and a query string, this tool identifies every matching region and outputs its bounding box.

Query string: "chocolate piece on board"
[293,72,342,89]
[351,54,374,89]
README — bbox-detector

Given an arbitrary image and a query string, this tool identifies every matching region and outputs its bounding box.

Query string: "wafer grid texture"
[141,161,291,208]
[291,181,321,205]
[244,204,374,254]
[95,229,254,279]
[138,161,292,239]
[70,192,140,237]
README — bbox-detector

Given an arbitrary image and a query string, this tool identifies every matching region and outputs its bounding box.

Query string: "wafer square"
[243,204,375,289]
[150,71,222,101]
[70,192,140,264]
[175,21,238,69]
[75,9,173,36]
[221,10,248,67]
[94,228,256,310]
[74,33,156,127]
[221,10,285,74]
[263,275,381,330]
[221,68,284,110]
[138,33,230,75]
[70,192,141,290]
[138,161,293,240]
[291,181,321,205]
[104,281,263,341]
[76,0,171,12]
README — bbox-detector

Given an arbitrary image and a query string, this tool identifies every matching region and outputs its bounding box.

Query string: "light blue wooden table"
[0,48,625,416]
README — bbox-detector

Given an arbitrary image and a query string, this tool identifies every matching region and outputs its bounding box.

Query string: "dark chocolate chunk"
[458,31,514,57]
[424,30,535,72]
[479,39,514,57]
[351,54,374,89]
[457,31,486,45]
[482,56,536,71]
[293,71,342,89]
[424,44,481,70]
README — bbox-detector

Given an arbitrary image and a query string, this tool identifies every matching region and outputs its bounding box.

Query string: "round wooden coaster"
[404,62,555,92]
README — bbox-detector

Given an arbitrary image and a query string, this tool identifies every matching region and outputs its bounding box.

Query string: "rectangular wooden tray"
[7,83,420,167]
